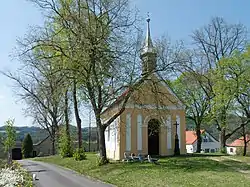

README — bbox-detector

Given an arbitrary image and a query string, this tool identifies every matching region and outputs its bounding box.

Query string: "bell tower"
[140,14,157,75]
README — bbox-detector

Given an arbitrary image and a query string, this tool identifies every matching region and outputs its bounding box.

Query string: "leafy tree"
[217,48,250,154]
[171,72,210,153]
[3,119,16,165]
[22,133,33,158]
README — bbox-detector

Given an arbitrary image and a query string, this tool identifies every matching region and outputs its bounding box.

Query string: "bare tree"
[3,49,65,154]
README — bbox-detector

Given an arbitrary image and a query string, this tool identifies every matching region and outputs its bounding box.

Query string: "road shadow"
[27,169,48,173]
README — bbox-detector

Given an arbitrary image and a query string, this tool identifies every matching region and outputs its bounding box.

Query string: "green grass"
[33,154,250,187]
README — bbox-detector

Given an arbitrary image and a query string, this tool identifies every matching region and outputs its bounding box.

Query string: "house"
[186,130,220,153]
[101,17,186,160]
[226,135,250,155]
[33,135,53,156]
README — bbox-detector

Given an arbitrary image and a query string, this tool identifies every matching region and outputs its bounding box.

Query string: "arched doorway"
[148,119,160,156]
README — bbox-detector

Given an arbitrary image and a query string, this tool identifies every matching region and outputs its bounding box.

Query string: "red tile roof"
[186,130,205,145]
[227,135,250,147]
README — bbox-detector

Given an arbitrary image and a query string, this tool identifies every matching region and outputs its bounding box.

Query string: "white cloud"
[0,95,4,100]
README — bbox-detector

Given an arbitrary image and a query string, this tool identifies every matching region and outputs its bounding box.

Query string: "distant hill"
[0,125,98,143]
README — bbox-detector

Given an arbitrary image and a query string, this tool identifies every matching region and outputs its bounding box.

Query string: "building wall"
[226,146,237,155]
[118,108,186,160]
[186,144,194,153]
[33,137,53,156]
[105,117,120,160]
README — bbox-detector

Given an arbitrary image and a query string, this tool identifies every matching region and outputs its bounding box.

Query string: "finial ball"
[146,12,150,22]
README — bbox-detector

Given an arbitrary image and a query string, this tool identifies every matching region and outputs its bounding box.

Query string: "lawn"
[33,153,250,187]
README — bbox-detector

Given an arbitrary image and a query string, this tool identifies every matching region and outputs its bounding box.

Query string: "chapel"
[101,16,186,160]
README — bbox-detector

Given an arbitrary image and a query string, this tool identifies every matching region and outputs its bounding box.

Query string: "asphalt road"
[18,160,114,187]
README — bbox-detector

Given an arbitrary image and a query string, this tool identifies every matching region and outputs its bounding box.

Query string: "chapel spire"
[140,13,157,75]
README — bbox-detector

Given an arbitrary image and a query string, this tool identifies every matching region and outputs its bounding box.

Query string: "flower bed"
[0,161,33,187]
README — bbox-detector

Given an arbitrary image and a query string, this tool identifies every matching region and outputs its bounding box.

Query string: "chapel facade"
[101,16,186,160]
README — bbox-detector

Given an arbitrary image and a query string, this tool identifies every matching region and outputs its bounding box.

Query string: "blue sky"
[0,0,249,127]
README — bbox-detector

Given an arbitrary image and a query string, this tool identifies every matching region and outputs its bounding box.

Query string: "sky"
[0,0,249,127]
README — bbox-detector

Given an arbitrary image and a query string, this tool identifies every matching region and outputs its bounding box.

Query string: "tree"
[22,133,33,158]
[171,72,210,153]
[24,0,184,165]
[3,51,66,155]
[3,119,16,165]
[218,48,250,155]
[190,17,248,151]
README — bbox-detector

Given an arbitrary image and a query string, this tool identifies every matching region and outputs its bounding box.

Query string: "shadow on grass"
[158,153,227,158]
[102,157,244,174]
[221,160,250,171]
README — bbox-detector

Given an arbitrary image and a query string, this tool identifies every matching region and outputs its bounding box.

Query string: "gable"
[202,132,219,143]
[128,73,184,109]
[101,72,185,116]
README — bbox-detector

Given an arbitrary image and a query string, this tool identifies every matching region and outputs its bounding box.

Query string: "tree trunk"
[196,125,202,153]
[96,130,99,151]
[97,118,108,165]
[73,80,82,149]
[220,127,226,153]
[243,125,247,156]
[64,89,70,142]
[7,149,12,166]
[52,138,56,155]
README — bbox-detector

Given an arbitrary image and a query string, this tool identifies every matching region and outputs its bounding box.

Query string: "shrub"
[96,154,109,166]
[58,127,73,158]
[73,148,86,161]
[22,134,33,158]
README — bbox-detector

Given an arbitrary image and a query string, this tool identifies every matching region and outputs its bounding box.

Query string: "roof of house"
[227,135,250,147]
[186,130,205,144]
[33,135,50,146]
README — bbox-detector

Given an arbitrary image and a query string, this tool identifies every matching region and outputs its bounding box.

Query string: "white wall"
[226,146,237,155]
[105,118,119,159]
[186,144,194,153]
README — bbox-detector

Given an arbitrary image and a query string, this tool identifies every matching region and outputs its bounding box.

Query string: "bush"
[96,154,109,166]
[22,134,33,158]
[73,148,86,161]
[58,127,73,158]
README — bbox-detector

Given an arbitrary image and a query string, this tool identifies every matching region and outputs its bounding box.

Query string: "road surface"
[18,160,114,187]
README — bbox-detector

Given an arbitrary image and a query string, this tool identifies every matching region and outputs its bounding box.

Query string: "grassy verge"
[33,153,250,187]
